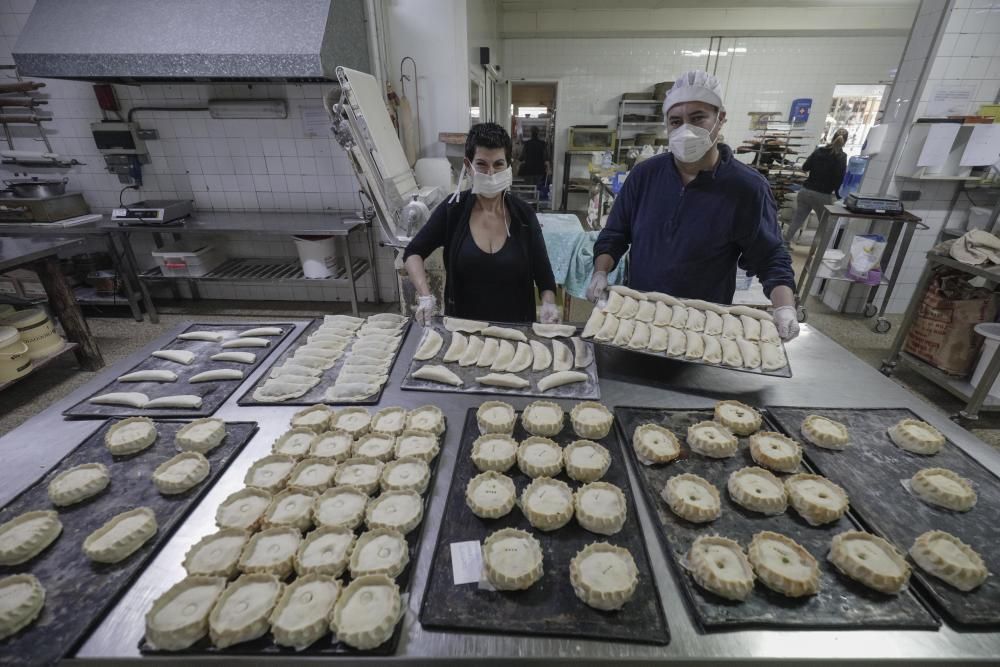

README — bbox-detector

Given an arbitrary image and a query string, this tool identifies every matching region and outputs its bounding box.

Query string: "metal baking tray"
[0,419,258,666]
[64,323,297,419]
[237,318,412,407]
[419,408,669,645]
[400,319,601,400]
[768,407,1000,628]
[613,406,938,632]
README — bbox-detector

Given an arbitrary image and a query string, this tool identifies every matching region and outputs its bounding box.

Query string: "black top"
[454,232,525,321]
[520,138,548,176]
[802,146,847,196]
[403,190,557,323]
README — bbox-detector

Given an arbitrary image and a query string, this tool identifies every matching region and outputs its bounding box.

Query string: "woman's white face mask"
[471,167,512,197]
[668,116,721,163]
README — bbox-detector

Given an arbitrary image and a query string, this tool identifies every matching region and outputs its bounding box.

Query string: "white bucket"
[414,158,452,189]
[293,235,338,279]
[971,323,1000,397]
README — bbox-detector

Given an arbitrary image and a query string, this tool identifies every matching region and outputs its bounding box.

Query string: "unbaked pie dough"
[334,457,384,495]
[889,419,945,455]
[784,473,849,525]
[153,451,210,494]
[349,528,409,578]
[208,573,283,648]
[687,421,739,459]
[828,530,911,594]
[371,407,408,436]
[288,458,338,492]
[0,573,45,641]
[144,575,226,651]
[48,462,110,507]
[521,401,565,437]
[272,427,318,458]
[182,529,249,578]
[365,490,424,534]
[263,487,317,532]
[687,535,755,601]
[517,436,564,478]
[714,400,762,436]
[569,542,638,610]
[295,526,356,577]
[175,418,227,454]
[749,431,802,473]
[310,429,354,461]
[394,430,441,462]
[482,527,544,590]
[381,457,431,494]
[270,573,340,650]
[800,415,850,450]
[471,434,519,472]
[477,401,517,434]
[728,467,788,515]
[215,487,272,531]
[910,467,977,512]
[406,405,446,435]
[661,473,721,524]
[333,407,372,438]
[330,574,401,650]
[314,485,369,530]
[0,510,62,565]
[238,527,301,578]
[521,477,574,531]
[244,454,297,492]
[353,432,396,462]
[570,402,614,440]
[909,530,989,592]
[633,423,681,464]
[574,482,627,535]
[83,507,157,563]
[466,471,517,519]
[747,531,820,597]
[290,405,333,433]
[105,417,158,456]
[563,440,611,482]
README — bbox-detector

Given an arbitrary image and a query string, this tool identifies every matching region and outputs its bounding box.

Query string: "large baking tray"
[141,412,447,657]
[64,322,296,419]
[237,318,411,407]
[0,419,258,666]
[419,408,669,645]
[400,319,601,400]
[613,407,938,631]
[768,407,1000,628]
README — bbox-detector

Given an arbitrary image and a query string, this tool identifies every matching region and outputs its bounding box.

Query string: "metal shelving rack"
[615,97,663,163]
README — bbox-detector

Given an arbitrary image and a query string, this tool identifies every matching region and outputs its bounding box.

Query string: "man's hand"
[539,302,560,323]
[414,294,437,326]
[773,305,800,342]
[586,270,609,305]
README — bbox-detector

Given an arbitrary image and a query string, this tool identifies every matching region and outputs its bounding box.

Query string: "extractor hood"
[12,0,370,83]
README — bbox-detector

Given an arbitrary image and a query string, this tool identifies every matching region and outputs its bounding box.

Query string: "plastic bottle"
[839,156,869,199]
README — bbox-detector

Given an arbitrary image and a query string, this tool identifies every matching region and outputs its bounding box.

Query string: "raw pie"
[471,433,519,472]
[152,451,210,495]
[749,432,802,473]
[244,454,297,492]
[175,418,227,454]
[687,421,739,459]
[183,529,249,578]
[476,401,517,434]
[888,419,945,455]
[294,526,356,577]
[563,440,611,482]
[330,574,401,650]
[632,423,681,464]
[371,407,408,436]
[747,531,820,597]
[406,405,445,436]
[687,535,755,601]
[105,417,158,455]
[521,400,565,437]
[569,542,638,610]
[784,474,849,525]
[290,405,333,433]
[728,467,788,515]
[380,456,431,494]
[714,400,761,436]
[353,432,396,462]
[215,488,272,531]
[574,482,627,535]
[144,575,226,650]
[334,457,384,495]
[521,477,574,531]
[314,485,369,530]
[394,430,440,462]
[828,530,911,594]
[208,573,283,648]
[333,407,372,438]
[263,487,317,532]
[800,415,850,449]
[0,510,62,566]
[909,530,989,592]
[570,402,614,440]
[310,429,354,461]
[482,527,544,590]
[349,527,409,578]
[47,462,111,507]
[82,507,157,563]
[910,467,976,511]
[288,458,338,492]
[517,436,564,478]
[662,473,721,524]
[272,427,318,458]
[465,471,517,519]
[0,574,45,641]
[269,573,341,650]
[365,490,424,534]
[238,527,300,578]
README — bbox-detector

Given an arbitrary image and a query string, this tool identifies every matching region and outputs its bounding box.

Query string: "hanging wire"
[399,56,420,133]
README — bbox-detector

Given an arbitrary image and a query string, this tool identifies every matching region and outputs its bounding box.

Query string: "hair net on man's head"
[663,70,725,115]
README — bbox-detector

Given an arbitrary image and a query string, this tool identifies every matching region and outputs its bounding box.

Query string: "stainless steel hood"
[12,0,370,83]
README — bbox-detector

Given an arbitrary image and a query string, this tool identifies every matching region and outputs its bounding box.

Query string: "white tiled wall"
[0,0,398,304]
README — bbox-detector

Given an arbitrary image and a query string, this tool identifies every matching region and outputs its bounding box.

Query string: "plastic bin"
[972,323,1000,398]
[151,245,224,278]
[293,235,339,279]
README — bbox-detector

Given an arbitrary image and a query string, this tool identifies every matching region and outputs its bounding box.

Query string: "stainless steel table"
[2,321,999,664]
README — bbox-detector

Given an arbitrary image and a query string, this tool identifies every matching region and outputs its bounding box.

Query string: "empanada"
[737,338,761,368]
[685,308,706,332]
[442,332,468,363]
[628,322,651,349]
[611,319,635,347]
[702,334,723,364]
[552,339,574,371]
[721,338,743,367]
[530,340,552,371]
[647,326,668,352]
[684,330,704,359]
[666,327,686,357]
[721,314,743,339]
[740,315,761,342]
[669,305,688,328]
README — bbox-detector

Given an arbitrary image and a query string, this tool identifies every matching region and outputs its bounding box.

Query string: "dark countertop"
[0,235,83,271]
[97,210,365,236]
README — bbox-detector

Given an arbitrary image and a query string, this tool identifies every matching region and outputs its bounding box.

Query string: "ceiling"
[501,0,919,9]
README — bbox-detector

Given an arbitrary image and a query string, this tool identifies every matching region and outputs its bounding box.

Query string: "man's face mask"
[668,115,721,163]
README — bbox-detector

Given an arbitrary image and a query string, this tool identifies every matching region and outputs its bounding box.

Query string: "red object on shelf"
[93,84,119,112]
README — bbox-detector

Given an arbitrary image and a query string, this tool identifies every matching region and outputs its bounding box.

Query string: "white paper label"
[450,541,483,585]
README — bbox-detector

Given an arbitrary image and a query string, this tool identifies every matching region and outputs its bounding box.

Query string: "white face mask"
[471,167,512,197]
[668,117,720,163]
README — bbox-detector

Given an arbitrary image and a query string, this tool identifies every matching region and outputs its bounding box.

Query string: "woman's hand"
[539,301,560,323]
[414,294,437,326]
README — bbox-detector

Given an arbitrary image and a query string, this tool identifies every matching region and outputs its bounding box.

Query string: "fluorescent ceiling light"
[208,99,287,119]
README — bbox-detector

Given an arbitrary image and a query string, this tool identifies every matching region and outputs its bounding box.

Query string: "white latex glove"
[773,305,800,342]
[414,294,437,326]
[586,270,609,305]
[539,301,560,324]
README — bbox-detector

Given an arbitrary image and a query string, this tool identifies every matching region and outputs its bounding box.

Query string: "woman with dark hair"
[403,122,559,325]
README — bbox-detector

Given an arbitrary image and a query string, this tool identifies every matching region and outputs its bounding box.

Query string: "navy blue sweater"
[594,144,795,304]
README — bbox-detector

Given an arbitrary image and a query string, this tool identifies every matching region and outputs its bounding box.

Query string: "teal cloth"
[564,231,628,300]
[537,214,627,300]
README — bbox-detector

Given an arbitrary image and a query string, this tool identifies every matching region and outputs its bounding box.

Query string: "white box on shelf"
[151,245,225,278]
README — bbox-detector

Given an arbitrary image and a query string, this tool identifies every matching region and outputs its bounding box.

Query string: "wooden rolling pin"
[0,98,46,107]
[0,81,45,94]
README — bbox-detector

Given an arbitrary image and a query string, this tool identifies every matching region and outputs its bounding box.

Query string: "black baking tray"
[0,419,258,666]
[768,407,1000,628]
[614,407,938,632]
[141,414,446,657]
[400,318,601,400]
[419,408,669,645]
[64,322,297,419]
[237,318,411,407]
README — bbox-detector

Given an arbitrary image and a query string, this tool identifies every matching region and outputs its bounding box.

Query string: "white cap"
[663,70,725,115]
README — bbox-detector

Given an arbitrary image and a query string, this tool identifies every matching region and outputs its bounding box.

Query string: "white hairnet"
[663,70,725,115]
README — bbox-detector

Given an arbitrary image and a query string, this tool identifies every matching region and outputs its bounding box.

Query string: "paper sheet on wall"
[917,123,961,167]
[300,105,330,138]
[960,125,1000,167]
[926,83,977,117]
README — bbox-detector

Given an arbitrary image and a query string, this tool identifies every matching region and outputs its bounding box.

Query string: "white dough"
[189,369,245,383]
[538,370,589,392]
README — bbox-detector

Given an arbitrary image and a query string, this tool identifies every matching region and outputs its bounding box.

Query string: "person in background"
[519,126,550,188]
[404,122,559,325]
[586,70,799,341]
[783,128,849,246]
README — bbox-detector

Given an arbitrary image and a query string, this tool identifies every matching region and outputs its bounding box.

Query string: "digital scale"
[845,193,904,215]
[110,199,193,225]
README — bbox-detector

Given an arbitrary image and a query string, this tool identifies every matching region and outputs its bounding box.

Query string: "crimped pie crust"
[288,458,338,492]
[728,467,788,515]
[569,542,638,610]
[888,419,945,456]
[83,507,157,563]
[482,527,544,590]
[294,526,356,577]
[352,432,397,462]
[290,404,333,433]
[333,407,372,438]
[272,427,319,458]
[909,530,989,592]
[309,429,354,462]
[662,473,721,523]
[406,405,446,436]
[520,477,574,531]
[517,436,564,478]
[687,421,739,459]
[570,402,614,440]
[800,415,850,449]
[394,430,441,462]
[263,487,317,532]
[47,462,110,507]
[314,485,369,530]
[465,471,517,519]
[380,456,431,494]
[476,401,517,434]
[330,574,401,650]
[105,416,158,456]
[633,423,682,463]
[243,454,297,492]
[0,510,62,566]
[152,451,210,495]
[687,535,755,601]
[828,530,911,594]
[237,527,301,578]
[521,401,565,437]
[784,474,849,525]
[182,529,249,578]
[471,433,519,472]
[714,400,761,436]
[175,418,227,454]
[269,573,341,650]
[371,407,408,436]
[574,482,627,535]
[749,432,802,473]
[747,531,820,597]
[563,440,611,482]
[349,527,409,578]
[910,468,976,511]
[208,573,283,648]
[334,457,385,495]
[144,575,225,650]
[215,488,272,531]
[365,490,424,534]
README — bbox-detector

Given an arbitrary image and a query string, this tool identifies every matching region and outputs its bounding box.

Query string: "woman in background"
[783,128,849,246]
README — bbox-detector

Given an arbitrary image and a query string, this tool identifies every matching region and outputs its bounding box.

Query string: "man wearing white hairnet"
[587,70,799,341]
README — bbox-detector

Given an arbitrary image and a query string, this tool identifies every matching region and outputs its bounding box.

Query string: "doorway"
[826,84,888,157]
[511,81,557,210]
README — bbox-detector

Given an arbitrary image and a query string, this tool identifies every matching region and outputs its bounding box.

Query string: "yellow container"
[1,308,65,360]
[0,326,32,383]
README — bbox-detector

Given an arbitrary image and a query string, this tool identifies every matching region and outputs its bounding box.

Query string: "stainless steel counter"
[2,322,999,664]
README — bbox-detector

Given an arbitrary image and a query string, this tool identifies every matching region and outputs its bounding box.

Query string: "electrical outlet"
[137,129,159,140]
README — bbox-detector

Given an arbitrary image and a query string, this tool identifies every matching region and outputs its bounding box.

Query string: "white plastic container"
[967,206,991,232]
[1,308,64,360]
[293,235,339,279]
[0,326,31,383]
[971,323,1000,397]
[151,245,224,278]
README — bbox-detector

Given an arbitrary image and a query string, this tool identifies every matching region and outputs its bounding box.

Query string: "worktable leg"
[105,234,143,322]
[363,225,381,305]
[32,256,105,371]
[960,340,1000,421]
[339,236,359,317]
[873,222,917,333]
[117,231,159,323]
[794,209,835,321]
[880,259,936,375]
